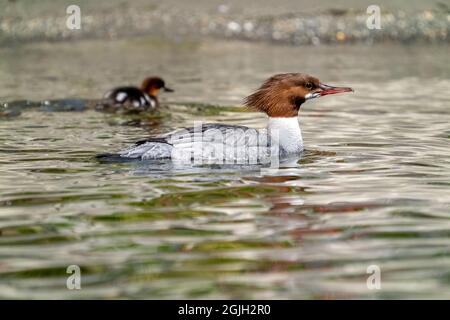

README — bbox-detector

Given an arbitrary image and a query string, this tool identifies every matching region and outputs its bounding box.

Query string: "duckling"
[96,77,173,113]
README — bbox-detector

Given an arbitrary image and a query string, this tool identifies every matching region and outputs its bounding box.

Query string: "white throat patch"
[267,117,303,153]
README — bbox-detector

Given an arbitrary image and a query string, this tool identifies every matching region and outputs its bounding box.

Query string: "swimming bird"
[98,73,352,163]
[97,77,174,112]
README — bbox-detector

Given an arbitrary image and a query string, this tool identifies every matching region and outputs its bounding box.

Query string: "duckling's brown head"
[141,77,174,97]
[244,73,353,118]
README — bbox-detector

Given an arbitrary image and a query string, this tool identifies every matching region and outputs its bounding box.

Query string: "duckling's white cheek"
[116,92,128,102]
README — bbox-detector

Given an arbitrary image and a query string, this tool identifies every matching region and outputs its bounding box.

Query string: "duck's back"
[118,123,270,162]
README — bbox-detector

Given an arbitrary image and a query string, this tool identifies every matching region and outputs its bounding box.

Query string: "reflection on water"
[0,38,449,299]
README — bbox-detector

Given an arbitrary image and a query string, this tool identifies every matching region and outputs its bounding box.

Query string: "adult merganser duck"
[97,77,174,112]
[98,73,352,163]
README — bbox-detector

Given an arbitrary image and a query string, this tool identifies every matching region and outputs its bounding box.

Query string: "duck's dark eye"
[305,83,313,89]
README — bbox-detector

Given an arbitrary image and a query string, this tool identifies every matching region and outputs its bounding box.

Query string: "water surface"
[0,38,449,299]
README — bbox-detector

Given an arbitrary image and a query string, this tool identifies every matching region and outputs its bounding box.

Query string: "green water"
[0,37,449,299]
